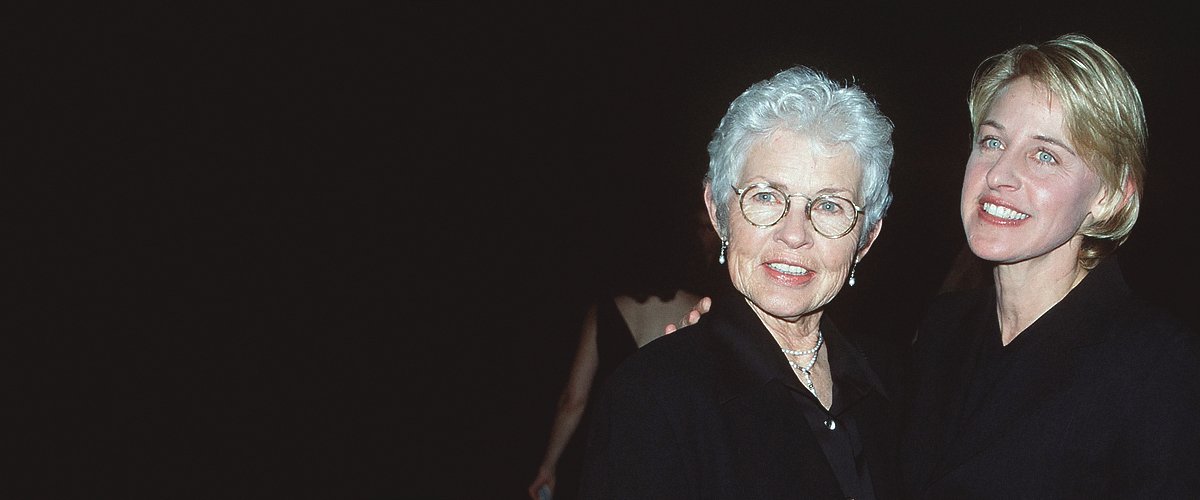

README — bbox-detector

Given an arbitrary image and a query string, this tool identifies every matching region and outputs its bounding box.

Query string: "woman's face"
[708,130,876,323]
[960,76,1108,266]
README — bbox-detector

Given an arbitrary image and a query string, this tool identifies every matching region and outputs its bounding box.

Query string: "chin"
[968,245,1019,265]
[964,239,1001,261]
[752,295,812,319]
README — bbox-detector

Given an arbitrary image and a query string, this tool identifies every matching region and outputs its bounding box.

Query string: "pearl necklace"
[781,330,823,394]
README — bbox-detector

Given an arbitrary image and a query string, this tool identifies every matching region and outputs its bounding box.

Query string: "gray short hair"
[706,66,895,248]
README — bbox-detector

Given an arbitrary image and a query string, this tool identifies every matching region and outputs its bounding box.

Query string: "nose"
[774,201,816,248]
[985,150,1021,191]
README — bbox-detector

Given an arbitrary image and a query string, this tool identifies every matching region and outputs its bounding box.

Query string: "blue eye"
[1036,150,1057,163]
[813,199,844,215]
[981,137,1002,149]
[753,191,778,203]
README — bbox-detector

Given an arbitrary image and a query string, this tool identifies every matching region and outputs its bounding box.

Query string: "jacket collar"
[929,256,1131,479]
[699,280,889,413]
[991,255,1130,349]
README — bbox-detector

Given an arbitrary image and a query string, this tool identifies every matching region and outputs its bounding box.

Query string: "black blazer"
[579,282,902,499]
[900,257,1200,498]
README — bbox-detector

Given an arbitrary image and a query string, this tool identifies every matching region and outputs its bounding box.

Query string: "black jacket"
[579,282,903,499]
[900,257,1200,498]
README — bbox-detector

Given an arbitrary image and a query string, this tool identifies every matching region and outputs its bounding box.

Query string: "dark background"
[15,5,1199,499]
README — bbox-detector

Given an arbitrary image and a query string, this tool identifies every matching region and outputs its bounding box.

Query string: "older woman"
[578,66,901,499]
[900,34,1200,497]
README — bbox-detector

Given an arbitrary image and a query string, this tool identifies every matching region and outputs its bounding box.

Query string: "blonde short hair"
[968,33,1146,269]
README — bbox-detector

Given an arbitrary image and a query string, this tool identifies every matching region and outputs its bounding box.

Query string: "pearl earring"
[718,239,728,264]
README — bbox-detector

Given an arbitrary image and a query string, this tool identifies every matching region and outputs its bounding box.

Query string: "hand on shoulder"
[663,296,712,334]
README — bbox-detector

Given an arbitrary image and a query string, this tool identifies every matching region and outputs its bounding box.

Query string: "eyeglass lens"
[739,185,856,237]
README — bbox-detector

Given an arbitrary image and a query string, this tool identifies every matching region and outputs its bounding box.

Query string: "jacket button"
[824,419,837,430]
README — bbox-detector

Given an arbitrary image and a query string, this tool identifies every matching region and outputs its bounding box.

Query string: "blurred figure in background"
[528,206,719,500]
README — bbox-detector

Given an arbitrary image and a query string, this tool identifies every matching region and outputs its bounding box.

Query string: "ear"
[1115,173,1136,211]
[1092,173,1136,222]
[856,219,884,262]
[703,181,722,236]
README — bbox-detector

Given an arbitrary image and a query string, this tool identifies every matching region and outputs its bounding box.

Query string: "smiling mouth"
[982,202,1029,221]
[767,262,811,276]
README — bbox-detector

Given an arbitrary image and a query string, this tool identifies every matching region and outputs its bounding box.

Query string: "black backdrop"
[16,5,1199,499]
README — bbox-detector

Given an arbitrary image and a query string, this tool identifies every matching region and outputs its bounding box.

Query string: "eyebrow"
[979,120,1078,157]
[750,181,855,198]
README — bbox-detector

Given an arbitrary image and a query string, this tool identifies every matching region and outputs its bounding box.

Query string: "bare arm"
[528,304,601,499]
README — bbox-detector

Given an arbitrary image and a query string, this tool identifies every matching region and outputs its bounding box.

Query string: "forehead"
[986,77,1069,135]
[741,130,861,191]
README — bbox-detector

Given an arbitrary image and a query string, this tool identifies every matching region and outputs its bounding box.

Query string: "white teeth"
[983,202,1029,220]
[768,262,810,275]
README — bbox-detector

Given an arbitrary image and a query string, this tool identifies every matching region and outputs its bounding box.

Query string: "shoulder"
[600,323,717,399]
[916,288,989,340]
[925,287,988,318]
[1106,301,1200,428]
[1110,297,1200,359]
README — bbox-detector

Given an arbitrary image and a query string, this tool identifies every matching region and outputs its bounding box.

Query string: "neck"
[753,307,823,352]
[993,255,1088,345]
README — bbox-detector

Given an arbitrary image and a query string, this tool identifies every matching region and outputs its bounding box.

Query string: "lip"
[763,260,816,286]
[976,197,1030,225]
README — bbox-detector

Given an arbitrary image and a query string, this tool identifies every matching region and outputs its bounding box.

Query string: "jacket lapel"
[701,286,851,497]
[929,258,1127,480]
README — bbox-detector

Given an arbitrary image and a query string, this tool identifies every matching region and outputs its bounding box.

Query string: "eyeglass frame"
[732,182,864,239]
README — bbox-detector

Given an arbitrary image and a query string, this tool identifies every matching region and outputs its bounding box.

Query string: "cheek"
[726,226,761,277]
[1067,192,1102,228]
[1037,182,1094,218]
[960,163,989,210]
[821,242,857,270]
[962,160,987,189]
[728,220,764,251]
